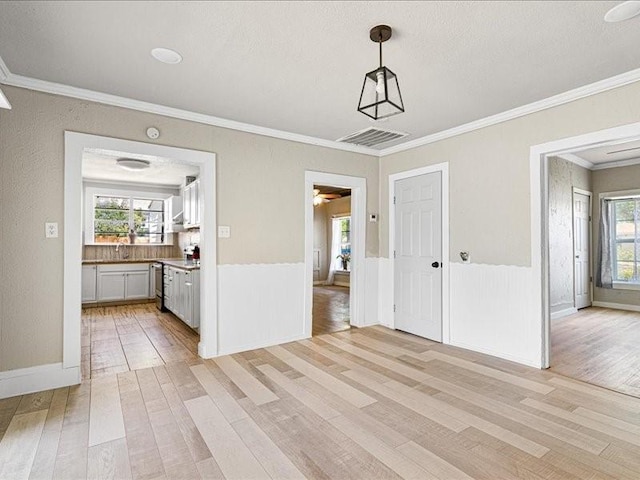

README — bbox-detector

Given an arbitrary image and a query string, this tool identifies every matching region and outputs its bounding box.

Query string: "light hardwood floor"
[312,285,351,336]
[83,304,199,380]
[2,324,640,479]
[550,306,640,398]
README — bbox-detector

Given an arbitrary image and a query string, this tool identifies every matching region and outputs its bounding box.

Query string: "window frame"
[84,186,172,246]
[604,189,640,289]
[333,214,351,272]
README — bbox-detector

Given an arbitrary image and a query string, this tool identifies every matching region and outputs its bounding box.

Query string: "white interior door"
[394,171,442,341]
[573,191,591,310]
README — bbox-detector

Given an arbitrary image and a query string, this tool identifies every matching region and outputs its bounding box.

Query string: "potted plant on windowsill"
[337,253,351,271]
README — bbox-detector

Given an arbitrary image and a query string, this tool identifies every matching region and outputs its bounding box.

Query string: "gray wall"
[592,163,640,306]
[0,85,379,372]
[548,157,592,314]
[380,81,640,266]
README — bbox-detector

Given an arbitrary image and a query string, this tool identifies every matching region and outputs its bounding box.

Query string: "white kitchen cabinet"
[183,179,200,228]
[82,265,97,303]
[125,271,151,300]
[164,195,184,233]
[97,263,150,302]
[164,266,200,328]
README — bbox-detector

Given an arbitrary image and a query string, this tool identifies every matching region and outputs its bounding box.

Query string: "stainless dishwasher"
[152,263,165,311]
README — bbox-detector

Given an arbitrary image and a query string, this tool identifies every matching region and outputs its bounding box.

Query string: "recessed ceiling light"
[151,47,183,64]
[604,1,640,22]
[117,158,151,171]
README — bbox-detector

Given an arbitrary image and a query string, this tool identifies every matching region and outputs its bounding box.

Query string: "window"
[336,216,351,271]
[611,197,640,282]
[93,195,165,244]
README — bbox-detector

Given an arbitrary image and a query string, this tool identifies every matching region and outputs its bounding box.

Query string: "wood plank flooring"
[83,304,199,380]
[312,285,350,336]
[550,306,640,398]
[2,323,640,479]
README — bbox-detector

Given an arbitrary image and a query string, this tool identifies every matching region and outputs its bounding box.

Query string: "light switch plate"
[218,225,231,238]
[45,222,59,238]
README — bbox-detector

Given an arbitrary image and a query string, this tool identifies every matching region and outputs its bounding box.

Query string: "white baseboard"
[334,281,350,287]
[217,333,308,357]
[313,280,326,286]
[550,307,578,320]
[592,301,640,312]
[448,340,541,369]
[0,363,81,400]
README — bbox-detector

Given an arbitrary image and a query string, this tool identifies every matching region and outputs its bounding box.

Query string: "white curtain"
[326,218,342,285]
[596,198,613,289]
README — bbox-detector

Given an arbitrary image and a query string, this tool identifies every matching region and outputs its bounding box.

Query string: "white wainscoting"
[362,257,380,327]
[377,257,394,328]
[449,263,540,368]
[217,263,307,356]
[0,363,80,400]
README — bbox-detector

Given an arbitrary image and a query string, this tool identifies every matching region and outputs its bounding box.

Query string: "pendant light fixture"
[357,25,405,120]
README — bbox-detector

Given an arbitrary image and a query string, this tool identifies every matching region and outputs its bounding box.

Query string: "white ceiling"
[82,149,200,186]
[1,1,640,150]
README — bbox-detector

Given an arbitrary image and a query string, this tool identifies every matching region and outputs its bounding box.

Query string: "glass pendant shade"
[358,66,404,120]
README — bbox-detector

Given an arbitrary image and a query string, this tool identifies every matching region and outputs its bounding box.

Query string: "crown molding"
[2,51,640,159]
[378,67,640,157]
[590,156,640,171]
[555,152,594,170]
[0,61,378,157]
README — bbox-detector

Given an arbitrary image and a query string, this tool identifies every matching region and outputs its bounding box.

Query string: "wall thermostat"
[146,127,160,139]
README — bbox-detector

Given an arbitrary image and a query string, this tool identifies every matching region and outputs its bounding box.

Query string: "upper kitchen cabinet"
[164,195,184,233]
[183,178,201,228]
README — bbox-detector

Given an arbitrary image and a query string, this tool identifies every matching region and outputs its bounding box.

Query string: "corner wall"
[0,85,379,375]
[379,81,640,367]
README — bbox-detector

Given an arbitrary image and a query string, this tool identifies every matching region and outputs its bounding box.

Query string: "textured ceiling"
[83,150,200,186]
[1,1,640,149]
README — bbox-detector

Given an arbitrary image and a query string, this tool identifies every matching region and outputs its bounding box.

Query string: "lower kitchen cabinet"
[165,266,200,328]
[82,265,97,303]
[96,263,150,302]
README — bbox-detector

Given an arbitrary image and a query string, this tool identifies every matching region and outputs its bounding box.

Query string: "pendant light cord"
[378,34,383,67]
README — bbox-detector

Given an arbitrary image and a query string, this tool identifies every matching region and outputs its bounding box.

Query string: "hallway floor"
[83,304,199,380]
[550,306,640,398]
[312,285,351,336]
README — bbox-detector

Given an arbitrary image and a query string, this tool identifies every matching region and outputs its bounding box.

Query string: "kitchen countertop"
[82,258,200,270]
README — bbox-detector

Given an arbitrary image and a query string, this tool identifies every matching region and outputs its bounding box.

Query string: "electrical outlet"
[218,225,231,238]
[45,222,59,238]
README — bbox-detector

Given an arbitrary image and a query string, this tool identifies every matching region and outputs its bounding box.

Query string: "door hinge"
[393,304,396,312]
[393,250,396,259]
[589,216,592,222]
[590,276,593,282]
[393,196,396,205]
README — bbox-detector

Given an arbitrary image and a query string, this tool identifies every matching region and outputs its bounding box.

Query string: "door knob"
[431,261,440,268]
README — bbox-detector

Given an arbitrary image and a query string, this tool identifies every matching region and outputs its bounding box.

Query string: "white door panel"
[394,171,442,341]
[573,192,591,309]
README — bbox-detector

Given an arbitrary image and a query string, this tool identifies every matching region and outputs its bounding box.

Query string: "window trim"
[84,186,172,246]
[602,188,640,286]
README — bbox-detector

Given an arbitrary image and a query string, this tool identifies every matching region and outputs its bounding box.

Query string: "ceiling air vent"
[337,127,408,148]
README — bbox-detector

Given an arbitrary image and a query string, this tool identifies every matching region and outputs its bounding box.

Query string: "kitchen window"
[92,195,165,244]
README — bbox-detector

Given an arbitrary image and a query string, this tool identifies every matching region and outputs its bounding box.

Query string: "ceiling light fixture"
[604,1,640,22]
[151,47,183,64]
[116,158,151,171]
[357,25,405,120]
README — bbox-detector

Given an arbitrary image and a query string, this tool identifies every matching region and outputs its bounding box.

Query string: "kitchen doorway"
[64,132,217,384]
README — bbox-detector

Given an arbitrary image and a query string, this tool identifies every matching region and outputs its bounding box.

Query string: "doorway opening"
[312,185,352,335]
[304,172,366,337]
[80,149,204,379]
[64,132,217,385]
[539,128,640,398]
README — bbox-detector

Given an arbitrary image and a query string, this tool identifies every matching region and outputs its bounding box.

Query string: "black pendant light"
[357,25,405,120]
